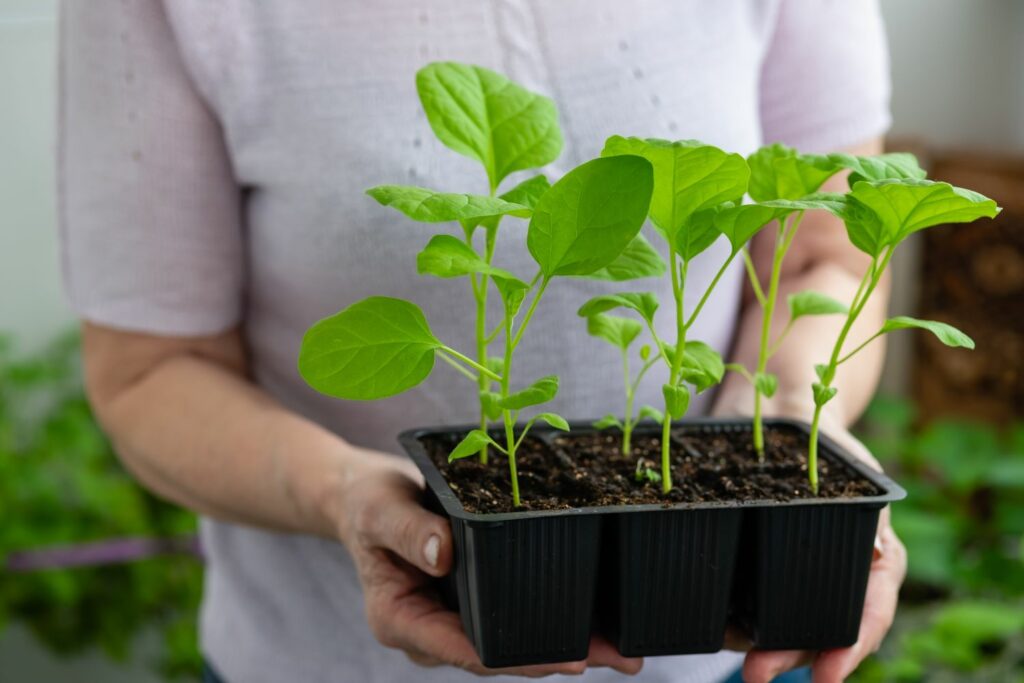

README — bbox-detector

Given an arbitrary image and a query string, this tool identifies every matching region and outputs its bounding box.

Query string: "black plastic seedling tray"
[400,418,905,667]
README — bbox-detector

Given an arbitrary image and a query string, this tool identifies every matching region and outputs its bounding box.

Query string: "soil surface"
[423,424,882,514]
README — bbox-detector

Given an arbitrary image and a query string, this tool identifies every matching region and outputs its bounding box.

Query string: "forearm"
[82,325,391,538]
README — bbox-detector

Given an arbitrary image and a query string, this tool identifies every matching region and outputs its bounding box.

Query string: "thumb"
[359,478,453,577]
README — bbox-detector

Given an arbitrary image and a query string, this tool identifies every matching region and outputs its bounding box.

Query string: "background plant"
[579,311,664,456]
[851,397,1024,682]
[0,332,201,680]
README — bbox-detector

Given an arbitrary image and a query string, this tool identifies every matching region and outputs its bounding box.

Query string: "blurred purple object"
[5,535,201,571]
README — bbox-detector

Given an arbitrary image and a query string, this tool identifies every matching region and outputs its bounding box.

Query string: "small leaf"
[586,314,643,350]
[662,383,690,419]
[827,152,926,185]
[367,185,529,223]
[788,291,850,321]
[594,414,623,430]
[479,390,503,420]
[602,136,750,248]
[879,317,975,349]
[754,372,778,398]
[486,356,505,376]
[639,344,652,361]
[812,382,838,407]
[747,143,839,201]
[416,62,563,189]
[583,234,666,281]
[577,292,659,326]
[499,375,559,410]
[679,341,724,393]
[500,174,551,209]
[533,412,570,431]
[638,405,665,424]
[448,429,497,462]
[528,155,655,277]
[416,235,515,279]
[491,275,530,317]
[299,297,441,400]
[814,364,830,383]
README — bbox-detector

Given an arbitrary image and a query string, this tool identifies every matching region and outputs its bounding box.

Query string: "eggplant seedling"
[723,144,928,462]
[580,311,664,456]
[803,177,999,492]
[300,145,655,505]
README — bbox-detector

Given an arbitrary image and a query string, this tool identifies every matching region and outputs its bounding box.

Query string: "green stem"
[752,219,787,461]
[808,402,823,494]
[742,248,767,306]
[684,250,739,332]
[511,274,549,350]
[438,352,478,382]
[661,253,688,494]
[622,347,633,456]
[500,315,520,507]
[439,346,502,382]
[473,225,499,465]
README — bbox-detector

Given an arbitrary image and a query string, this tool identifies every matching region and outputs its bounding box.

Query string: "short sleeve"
[59,0,243,336]
[758,0,891,152]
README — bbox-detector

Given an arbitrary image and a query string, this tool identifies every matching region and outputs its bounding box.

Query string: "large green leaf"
[602,137,749,251]
[845,179,1000,255]
[787,290,849,321]
[527,155,654,277]
[367,185,529,223]
[499,376,559,410]
[577,292,659,326]
[586,313,643,350]
[416,62,563,189]
[879,316,975,349]
[298,297,441,400]
[828,152,926,185]
[583,234,666,281]
[747,143,838,201]
[416,235,515,279]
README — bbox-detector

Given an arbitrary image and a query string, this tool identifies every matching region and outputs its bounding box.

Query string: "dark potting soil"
[423,424,882,514]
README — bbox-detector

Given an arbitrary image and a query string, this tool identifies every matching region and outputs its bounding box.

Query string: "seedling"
[298,64,655,506]
[802,177,999,492]
[722,144,928,462]
[584,138,754,492]
[580,312,664,455]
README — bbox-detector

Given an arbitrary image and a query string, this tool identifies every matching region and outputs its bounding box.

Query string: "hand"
[712,394,907,682]
[328,449,644,677]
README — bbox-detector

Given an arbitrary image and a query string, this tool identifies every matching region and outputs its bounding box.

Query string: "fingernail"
[424,534,440,567]
[873,533,884,560]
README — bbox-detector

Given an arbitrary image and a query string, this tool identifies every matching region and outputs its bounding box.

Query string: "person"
[59,1,906,681]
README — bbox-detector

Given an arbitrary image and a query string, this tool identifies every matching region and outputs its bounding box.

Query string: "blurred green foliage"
[0,332,202,679]
[853,396,1024,682]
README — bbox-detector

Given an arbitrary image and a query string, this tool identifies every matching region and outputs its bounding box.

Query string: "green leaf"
[448,429,499,462]
[814,363,831,383]
[479,390,503,420]
[416,62,563,189]
[491,275,530,317]
[298,297,441,400]
[594,414,623,430]
[583,234,666,281]
[532,412,570,431]
[812,382,838,407]
[879,316,975,349]
[416,235,515,279]
[486,356,505,376]
[707,203,784,253]
[366,185,529,223]
[638,405,665,424]
[462,174,552,234]
[528,155,655,277]
[500,174,551,209]
[679,341,724,393]
[845,179,1000,256]
[747,143,838,201]
[586,314,643,350]
[499,375,559,410]
[827,152,926,185]
[576,292,659,326]
[787,290,850,321]
[754,372,778,398]
[674,205,729,260]
[662,383,690,419]
[639,344,652,361]
[602,137,749,249]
